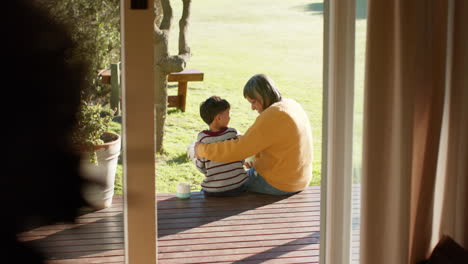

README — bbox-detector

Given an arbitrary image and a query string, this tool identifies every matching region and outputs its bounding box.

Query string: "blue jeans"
[245,168,299,196]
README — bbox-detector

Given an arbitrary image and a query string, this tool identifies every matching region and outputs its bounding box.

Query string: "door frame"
[320,0,356,263]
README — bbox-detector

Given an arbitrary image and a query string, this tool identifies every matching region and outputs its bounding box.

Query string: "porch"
[18,186,360,263]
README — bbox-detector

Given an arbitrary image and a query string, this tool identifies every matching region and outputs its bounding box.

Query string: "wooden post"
[110,63,121,115]
[121,0,157,263]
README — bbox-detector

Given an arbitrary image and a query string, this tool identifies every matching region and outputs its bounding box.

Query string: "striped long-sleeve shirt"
[196,127,248,192]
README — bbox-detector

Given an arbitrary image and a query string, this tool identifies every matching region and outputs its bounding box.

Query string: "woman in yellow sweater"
[195,74,313,195]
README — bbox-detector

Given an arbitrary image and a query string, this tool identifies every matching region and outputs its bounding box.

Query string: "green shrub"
[40,0,121,164]
[40,0,121,104]
[72,102,115,163]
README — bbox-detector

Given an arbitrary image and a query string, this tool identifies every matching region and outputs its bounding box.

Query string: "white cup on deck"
[176,182,191,199]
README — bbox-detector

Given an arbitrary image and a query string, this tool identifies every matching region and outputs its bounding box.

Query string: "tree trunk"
[154,67,168,152]
[154,0,192,153]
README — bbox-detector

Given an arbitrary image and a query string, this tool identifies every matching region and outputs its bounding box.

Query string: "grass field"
[115,0,367,194]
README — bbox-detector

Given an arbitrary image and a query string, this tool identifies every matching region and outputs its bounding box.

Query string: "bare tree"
[154,0,192,153]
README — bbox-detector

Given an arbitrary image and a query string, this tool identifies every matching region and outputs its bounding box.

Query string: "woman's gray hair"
[243,74,282,109]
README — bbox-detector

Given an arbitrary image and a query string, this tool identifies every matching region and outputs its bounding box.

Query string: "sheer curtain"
[361,0,467,263]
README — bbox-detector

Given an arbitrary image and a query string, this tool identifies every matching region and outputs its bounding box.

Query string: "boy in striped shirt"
[195,96,249,196]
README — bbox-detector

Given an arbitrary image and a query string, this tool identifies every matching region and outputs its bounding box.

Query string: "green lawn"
[115,0,367,194]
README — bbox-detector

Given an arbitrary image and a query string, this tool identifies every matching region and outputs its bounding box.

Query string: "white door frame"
[321,0,356,263]
[121,0,157,263]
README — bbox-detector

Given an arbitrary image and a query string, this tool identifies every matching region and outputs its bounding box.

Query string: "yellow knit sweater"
[197,98,313,192]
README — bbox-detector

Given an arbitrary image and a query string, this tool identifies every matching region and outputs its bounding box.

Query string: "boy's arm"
[195,158,207,174]
[195,131,207,174]
[187,142,196,161]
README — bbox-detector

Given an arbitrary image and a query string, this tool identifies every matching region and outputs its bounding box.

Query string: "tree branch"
[154,31,170,58]
[160,0,172,30]
[178,0,192,56]
[161,54,190,73]
[154,21,163,37]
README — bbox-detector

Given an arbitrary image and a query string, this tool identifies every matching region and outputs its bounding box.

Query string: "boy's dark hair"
[200,96,230,125]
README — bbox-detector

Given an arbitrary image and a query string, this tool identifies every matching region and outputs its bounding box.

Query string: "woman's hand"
[244,155,255,169]
[244,160,254,169]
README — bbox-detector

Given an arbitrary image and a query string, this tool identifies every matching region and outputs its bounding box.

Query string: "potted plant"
[72,101,121,209]
[40,0,122,210]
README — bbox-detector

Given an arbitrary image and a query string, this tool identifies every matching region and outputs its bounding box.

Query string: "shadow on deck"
[17,186,361,263]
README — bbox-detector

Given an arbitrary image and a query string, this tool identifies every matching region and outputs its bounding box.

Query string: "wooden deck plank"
[158,237,319,253]
[158,246,319,260]
[19,227,124,238]
[158,249,319,264]
[158,217,321,232]
[212,256,320,264]
[47,255,124,263]
[16,186,361,263]
[158,232,321,248]
[158,229,321,241]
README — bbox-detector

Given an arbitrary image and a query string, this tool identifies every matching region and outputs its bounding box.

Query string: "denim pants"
[245,168,299,196]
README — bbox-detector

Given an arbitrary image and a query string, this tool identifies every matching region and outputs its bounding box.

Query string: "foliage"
[72,102,115,163]
[39,0,121,163]
[40,0,121,105]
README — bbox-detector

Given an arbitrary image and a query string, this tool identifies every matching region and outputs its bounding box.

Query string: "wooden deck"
[18,186,360,263]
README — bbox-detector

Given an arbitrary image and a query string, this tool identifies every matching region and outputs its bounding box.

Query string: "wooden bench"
[167,68,204,112]
[99,66,204,113]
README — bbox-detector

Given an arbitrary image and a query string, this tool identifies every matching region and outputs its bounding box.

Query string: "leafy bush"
[39,0,121,163]
[72,102,115,163]
[40,0,121,104]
